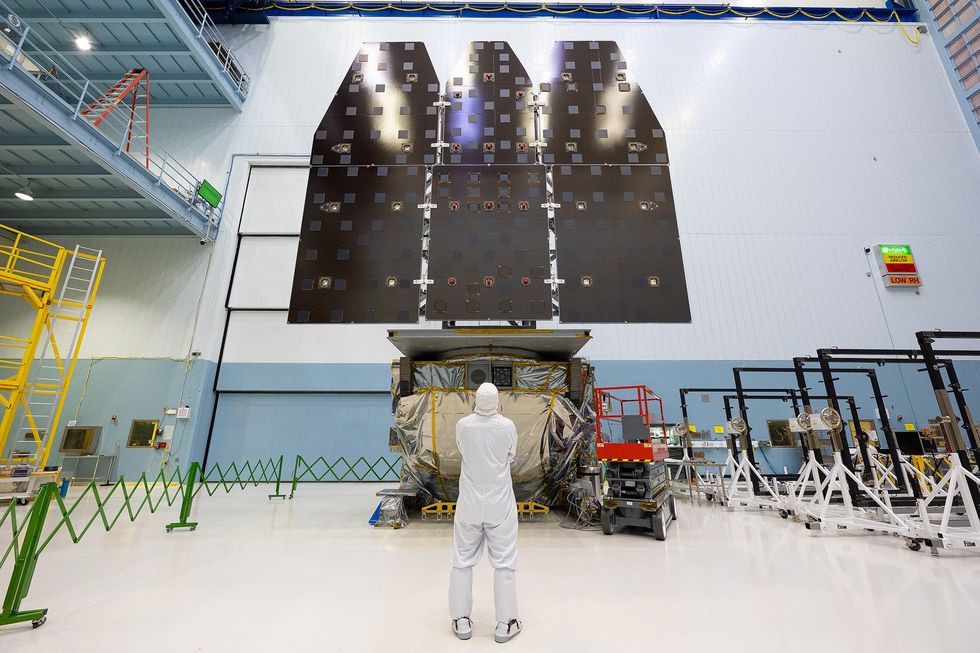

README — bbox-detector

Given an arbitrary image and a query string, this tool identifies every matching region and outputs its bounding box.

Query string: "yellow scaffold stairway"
[0,224,105,471]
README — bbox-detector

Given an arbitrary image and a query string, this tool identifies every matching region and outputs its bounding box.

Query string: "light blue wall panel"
[207,393,393,467]
[1,358,216,481]
[217,362,389,392]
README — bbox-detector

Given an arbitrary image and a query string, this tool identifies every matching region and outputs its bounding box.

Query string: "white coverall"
[449,383,519,625]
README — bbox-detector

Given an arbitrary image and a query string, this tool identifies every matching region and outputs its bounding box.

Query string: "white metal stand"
[899,453,949,498]
[801,451,911,537]
[908,455,980,553]
[868,453,898,492]
[725,451,784,511]
[782,450,831,520]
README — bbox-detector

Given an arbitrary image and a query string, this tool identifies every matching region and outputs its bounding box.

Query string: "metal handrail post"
[72,80,90,119]
[6,25,29,70]
[117,115,130,154]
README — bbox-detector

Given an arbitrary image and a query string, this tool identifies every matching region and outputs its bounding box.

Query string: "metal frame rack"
[674,386,800,505]
[721,392,832,514]
[733,363,910,497]
[680,329,980,555]
[723,390,865,516]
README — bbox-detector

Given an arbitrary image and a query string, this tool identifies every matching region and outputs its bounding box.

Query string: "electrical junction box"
[160,424,175,443]
[875,244,921,287]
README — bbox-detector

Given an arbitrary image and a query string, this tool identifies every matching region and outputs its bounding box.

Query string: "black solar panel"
[425,165,552,321]
[553,164,690,323]
[288,165,424,324]
[309,42,440,167]
[539,41,669,166]
[445,41,537,166]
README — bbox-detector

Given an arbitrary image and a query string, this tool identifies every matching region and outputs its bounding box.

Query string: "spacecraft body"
[387,329,594,506]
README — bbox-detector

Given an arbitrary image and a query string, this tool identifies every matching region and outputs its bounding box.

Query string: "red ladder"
[80,68,150,169]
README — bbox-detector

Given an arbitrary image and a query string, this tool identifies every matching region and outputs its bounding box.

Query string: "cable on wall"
[862,247,921,427]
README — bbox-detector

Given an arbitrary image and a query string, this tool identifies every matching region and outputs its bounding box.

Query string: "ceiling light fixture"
[1,164,40,201]
[74,34,92,50]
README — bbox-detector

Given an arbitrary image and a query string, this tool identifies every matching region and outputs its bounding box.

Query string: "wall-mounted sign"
[876,244,922,287]
[885,274,921,286]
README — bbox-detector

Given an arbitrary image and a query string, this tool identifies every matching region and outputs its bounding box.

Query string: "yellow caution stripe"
[420,501,550,517]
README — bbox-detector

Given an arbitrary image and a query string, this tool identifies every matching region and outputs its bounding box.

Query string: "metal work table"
[0,471,59,504]
[60,454,116,485]
[666,458,728,505]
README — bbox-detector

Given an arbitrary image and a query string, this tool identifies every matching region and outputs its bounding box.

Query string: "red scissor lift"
[594,386,675,539]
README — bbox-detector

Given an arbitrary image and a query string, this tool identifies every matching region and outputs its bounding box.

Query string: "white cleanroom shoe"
[452,617,473,640]
[494,619,522,643]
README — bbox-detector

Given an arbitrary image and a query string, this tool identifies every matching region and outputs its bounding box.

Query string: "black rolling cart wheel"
[600,508,614,535]
[650,507,668,541]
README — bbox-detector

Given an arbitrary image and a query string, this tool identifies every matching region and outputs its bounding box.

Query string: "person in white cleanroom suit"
[449,382,522,643]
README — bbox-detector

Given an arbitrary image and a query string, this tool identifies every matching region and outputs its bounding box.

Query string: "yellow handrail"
[0,224,65,292]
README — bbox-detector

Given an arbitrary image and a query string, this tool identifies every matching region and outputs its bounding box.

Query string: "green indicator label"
[879,244,911,255]
[197,180,222,209]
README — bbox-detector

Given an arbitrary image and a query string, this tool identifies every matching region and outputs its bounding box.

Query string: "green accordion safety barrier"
[0,453,402,630]
[288,455,402,497]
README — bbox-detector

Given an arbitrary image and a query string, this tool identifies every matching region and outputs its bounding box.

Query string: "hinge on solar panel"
[431,141,450,149]
[544,276,566,290]
[433,99,451,107]
[413,274,435,286]
[526,98,544,108]
[417,202,438,210]
[529,140,547,149]
[541,202,561,210]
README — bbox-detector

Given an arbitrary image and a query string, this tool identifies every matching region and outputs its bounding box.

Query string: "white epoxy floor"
[2,484,978,652]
